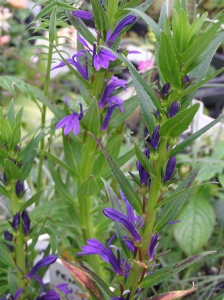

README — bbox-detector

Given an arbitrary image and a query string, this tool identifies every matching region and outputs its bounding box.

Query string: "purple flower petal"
[26,255,57,278]
[104,208,142,242]
[72,10,93,20]
[148,234,159,261]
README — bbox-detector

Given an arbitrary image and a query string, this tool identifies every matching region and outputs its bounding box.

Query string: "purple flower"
[22,210,30,236]
[148,234,159,261]
[1,289,23,300]
[163,156,176,182]
[56,97,83,136]
[4,230,13,252]
[78,239,123,275]
[183,75,190,84]
[106,15,137,45]
[104,208,142,242]
[51,52,89,80]
[16,180,24,197]
[72,10,93,20]
[168,220,181,225]
[36,284,72,300]
[100,76,127,130]
[168,102,178,118]
[150,125,160,150]
[26,255,57,278]
[136,148,151,186]
[161,83,170,97]
[11,212,20,230]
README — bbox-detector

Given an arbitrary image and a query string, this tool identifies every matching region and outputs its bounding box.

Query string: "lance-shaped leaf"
[90,133,142,214]
[60,258,111,299]
[160,103,200,138]
[158,32,182,88]
[155,164,201,231]
[169,113,224,157]
[91,0,109,36]
[134,144,155,176]
[81,97,100,136]
[140,251,216,288]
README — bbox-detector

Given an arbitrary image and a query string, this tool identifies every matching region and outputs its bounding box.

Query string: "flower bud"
[168,102,178,118]
[22,210,30,236]
[11,212,20,230]
[163,156,176,182]
[16,180,24,197]
[4,230,13,252]
[150,125,160,150]
[183,75,190,84]
[161,83,170,97]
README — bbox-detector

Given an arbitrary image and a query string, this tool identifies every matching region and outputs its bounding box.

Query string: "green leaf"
[188,12,208,44]
[67,12,96,45]
[174,197,215,255]
[9,123,21,151]
[114,0,142,19]
[169,113,224,157]
[180,17,224,73]
[57,2,77,11]
[81,97,100,136]
[91,0,109,37]
[20,190,45,211]
[7,100,15,125]
[90,133,142,214]
[155,164,201,231]
[104,48,160,133]
[140,251,215,288]
[0,117,12,145]
[158,32,181,88]
[77,176,99,198]
[128,8,160,40]
[172,9,190,55]
[108,95,139,130]
[134,144,155,176]
[0,76,63,118]
[35,2,56,20]
[0,243,15,268]
[19,131,44,180]
[49,6,57,42]
[160,103,199,138]
[4,160,21,181]
[42,151,77,177]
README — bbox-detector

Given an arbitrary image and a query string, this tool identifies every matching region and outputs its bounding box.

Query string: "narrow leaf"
[169,113,224,157]
[160,104,199,138]
[90,133,142,214]
[140,251,216,288]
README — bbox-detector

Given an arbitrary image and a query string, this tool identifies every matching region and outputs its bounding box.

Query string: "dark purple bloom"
[3,173,7,183]
[56,97,83,136]
[100,76,126,130]
[183,75,190,84]
[168,101,178,118]
[104,208,142,242]
[163,156,176,182]
[16,180,24,197]
[4,230,13,252]
[99,76,127,109]
[161,83,170,97]
[150,125,160,150]
[22,210,30,236]
[11,212,20,230]
[148,234,159,261]
[136,148,151,186]
[77,36,117,71]
[26,255,57,278]
[78,238,123,275]
[36,284,72,300]
[106,15,137,45]
[51,52,89,80]
[72,10,93,20]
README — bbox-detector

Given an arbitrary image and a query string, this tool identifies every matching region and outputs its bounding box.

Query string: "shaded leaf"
[140,251,215,288]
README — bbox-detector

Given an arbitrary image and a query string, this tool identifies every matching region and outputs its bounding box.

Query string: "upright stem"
[36,41,54,204]
[10,184,26,289]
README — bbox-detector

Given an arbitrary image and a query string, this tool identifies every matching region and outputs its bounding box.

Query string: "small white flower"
[0,6,12,35]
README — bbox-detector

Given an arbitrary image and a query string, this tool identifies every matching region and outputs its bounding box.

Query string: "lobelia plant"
[0,0,224,299]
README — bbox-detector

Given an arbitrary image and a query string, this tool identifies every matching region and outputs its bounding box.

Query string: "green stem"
[10,185,26,289]
[36,41,54,204]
